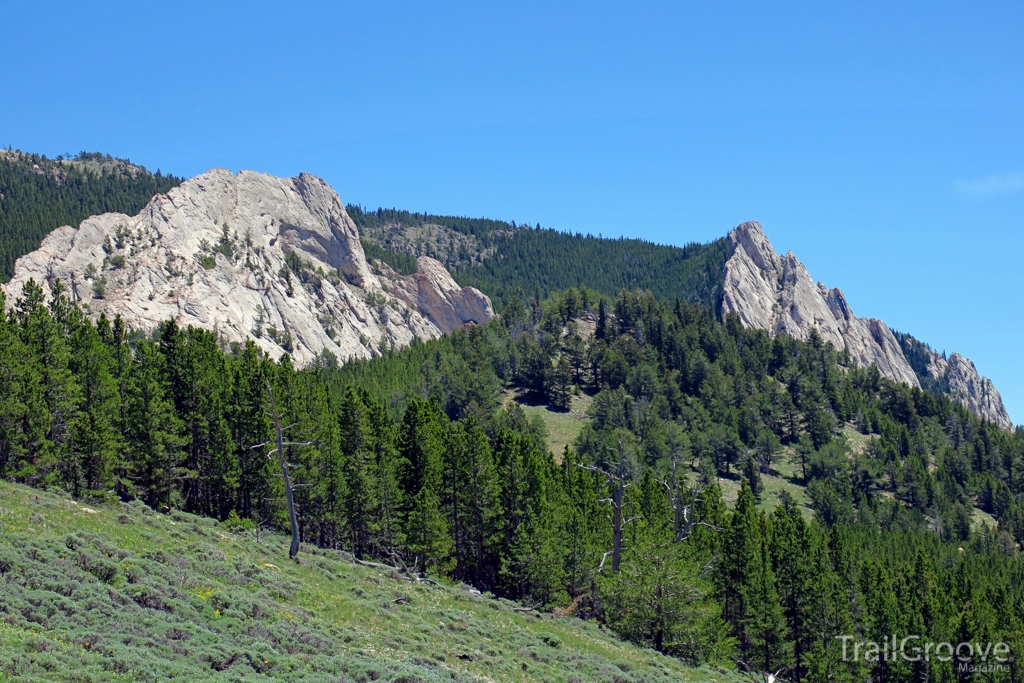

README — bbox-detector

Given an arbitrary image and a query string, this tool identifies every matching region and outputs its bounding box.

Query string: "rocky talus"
[2,169,493,365]
[721,221,1012,428]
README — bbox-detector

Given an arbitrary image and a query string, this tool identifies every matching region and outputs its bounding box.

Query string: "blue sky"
[2,1,1022,422]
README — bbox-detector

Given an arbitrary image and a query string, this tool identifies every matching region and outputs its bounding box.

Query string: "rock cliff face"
[2,169,494,365]
[925,352,1012,429]
[721,221,1012,428]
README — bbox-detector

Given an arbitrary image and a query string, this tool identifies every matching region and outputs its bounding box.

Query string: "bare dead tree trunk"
[267,382,300,559]
[610,453,625,573]
[251,381,313,560]
[583,438,637,574]
[664,451,720,544]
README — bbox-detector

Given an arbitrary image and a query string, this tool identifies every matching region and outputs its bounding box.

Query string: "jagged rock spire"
[721,221,1011,428]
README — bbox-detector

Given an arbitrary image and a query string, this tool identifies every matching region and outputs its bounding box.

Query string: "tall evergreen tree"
[550,356,573,410]
[492,428,566,602]
[561,450,606,599]
[398,398,453,573]
[721,481,790,671]
[442,415,502,586]
[159,322,236,517]
[745,533,791,674]
[15,279,79,487]
[338,387,378,556]
[66,316,120,495]
[123,340,185,508]
[0,289,45,482]
[228,341,272,521]
[770,492,814,678]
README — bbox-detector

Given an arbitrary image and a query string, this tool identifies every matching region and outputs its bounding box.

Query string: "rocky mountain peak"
[2,169,493,364]
[730,221,780,272]
[721,222,1012,428]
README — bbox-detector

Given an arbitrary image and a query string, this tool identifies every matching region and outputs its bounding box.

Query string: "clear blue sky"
[2,1,1022,422]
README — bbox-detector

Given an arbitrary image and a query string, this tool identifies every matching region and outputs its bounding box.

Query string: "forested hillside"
[894,329,952,396]
[347,205,732,311]
[1,275,1021,681]
[0,149,182,281]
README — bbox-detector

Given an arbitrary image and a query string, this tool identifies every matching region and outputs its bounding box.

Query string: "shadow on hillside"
[507,390,571,413]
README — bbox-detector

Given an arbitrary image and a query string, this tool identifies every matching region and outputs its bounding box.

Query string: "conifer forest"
[0,151,183,282]
[1,274,1020,682]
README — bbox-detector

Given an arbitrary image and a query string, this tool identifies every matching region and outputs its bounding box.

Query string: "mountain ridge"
[721,220,1011,428]
[348,205,733,313]
[1,168,493,365]
[0,154,1012,429]
[0,149,183,281]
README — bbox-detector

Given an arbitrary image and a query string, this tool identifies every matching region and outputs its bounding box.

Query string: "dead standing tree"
[663,450,721,578]
[581,438,639,574]
[250,380,313,559]
[663,450,720,544]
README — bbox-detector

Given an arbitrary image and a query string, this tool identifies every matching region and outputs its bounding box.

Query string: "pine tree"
[494,428,564,600]
[561,450,606,599]
[721,480,759,640]
[0,289,44,482]
[15,279,79,487]
[745,534,791,673]
[123,340,185,508]
[338,387,378,556]
[228,341,272,521]
[800,527,860,683]
[550,356,573,410]
[398,399,453,573]
[741,451,764,501]
[159,322,236,517]
[405,485,454,574]
[563,332,587,384]
[303,370,346,548]
[442,415,502,586]
[770,492,814,678]
[66,317,120,495]
[721,481,791,672]
[97,314,133,498]
[597,299,608,340]
[366,398,404,557]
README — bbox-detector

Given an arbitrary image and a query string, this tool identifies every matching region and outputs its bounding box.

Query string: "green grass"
[504,391,592,462]
[0,480,740,683]
[971,507,999,531]
[715,447,813,519]
[839,423,876,456]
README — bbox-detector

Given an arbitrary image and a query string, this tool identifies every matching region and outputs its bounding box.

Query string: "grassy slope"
[506,388,816,519]
[0,480,738,683]
[716,449,813,518]
[503,391,593,463]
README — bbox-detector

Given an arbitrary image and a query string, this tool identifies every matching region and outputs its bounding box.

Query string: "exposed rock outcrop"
[925,352,1012,429]
[2,169,494,365]
[722,221,918,386]
[721,221,1012,428]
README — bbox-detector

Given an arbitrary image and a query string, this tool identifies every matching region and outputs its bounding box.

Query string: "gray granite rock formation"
[2,169,494,365]
[721,221,1012,428]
